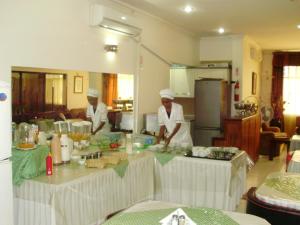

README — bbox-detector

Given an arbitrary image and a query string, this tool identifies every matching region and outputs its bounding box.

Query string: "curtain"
[102,73,118,107]
[272,52,300,134]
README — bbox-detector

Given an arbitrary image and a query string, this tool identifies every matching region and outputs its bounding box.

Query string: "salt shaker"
[178,215,186,225]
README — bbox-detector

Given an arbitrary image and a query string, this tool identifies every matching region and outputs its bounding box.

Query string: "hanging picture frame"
[252,72,257,95]
[74,76,83,93]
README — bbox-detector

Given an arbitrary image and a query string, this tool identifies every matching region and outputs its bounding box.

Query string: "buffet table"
[13,148,248,225]
[154,151,247,210]
[13,152,154,225]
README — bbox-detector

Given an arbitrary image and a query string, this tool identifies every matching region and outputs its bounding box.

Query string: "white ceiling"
[118,0,300,50]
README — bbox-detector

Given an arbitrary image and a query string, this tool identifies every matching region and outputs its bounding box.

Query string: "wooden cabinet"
[213,114,260,162]
[170,68,194,98]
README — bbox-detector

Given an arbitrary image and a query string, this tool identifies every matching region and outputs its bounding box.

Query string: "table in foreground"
[287,150,300,173]
[13,152,154,225]
[154,151,247,211]
[290,134,300,152]
[103,200,270,225]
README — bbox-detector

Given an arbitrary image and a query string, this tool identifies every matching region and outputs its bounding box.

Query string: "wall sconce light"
[104,44,118,53]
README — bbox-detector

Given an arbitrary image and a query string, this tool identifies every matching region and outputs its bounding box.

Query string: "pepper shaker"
[170,214,178,225]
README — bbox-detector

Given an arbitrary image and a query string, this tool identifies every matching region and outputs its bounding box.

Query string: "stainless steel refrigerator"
[194,79,229,146]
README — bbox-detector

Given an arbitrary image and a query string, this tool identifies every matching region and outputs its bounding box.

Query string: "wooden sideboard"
[213,114,260,162]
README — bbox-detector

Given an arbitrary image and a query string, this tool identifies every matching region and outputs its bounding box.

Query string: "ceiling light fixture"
[121,16,127,20]
[218,27,225,34]
[184,5,193,13]
[297,24,300,29]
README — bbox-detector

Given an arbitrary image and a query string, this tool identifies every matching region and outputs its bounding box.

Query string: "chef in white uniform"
[86,88,110,134]
[157,89,193,146]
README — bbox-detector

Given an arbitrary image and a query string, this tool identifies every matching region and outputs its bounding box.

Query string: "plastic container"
[38,131,47,145]
[54,121,69,134]
[51,134,62,165]
[60,134,70,163]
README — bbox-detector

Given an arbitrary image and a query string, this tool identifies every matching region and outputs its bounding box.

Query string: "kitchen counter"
[184,114,195,121]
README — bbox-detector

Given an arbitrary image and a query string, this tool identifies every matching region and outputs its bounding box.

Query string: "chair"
[259,123,289,160]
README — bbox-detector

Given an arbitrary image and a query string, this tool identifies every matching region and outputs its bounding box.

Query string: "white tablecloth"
[123,200,270,225]
[13,152,154,225]
[290,135,300,151]
[154,151,247,211]
[288,150,300,173]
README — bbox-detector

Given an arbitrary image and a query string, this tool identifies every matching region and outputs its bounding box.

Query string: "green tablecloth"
[103,207,239,225]
[12,145,50,186]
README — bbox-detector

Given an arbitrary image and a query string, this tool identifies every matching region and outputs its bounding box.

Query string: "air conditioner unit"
[90,4,141,37]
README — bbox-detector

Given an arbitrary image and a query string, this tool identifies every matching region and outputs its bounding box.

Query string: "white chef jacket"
[86,102,110,133]
[158,102,193,146]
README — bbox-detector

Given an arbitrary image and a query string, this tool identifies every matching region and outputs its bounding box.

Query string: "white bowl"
[78,159,86,165]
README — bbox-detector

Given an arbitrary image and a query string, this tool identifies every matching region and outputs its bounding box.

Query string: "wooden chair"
[259,123,289,160]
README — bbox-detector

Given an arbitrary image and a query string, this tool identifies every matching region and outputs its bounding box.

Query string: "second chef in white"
[86,88,110,134]
[157,88,193,147]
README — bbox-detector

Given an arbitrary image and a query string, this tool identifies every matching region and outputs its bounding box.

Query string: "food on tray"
[17,143,35,149]
[85,159,105,168]
[109,152,128,160]
[101,156,120,165]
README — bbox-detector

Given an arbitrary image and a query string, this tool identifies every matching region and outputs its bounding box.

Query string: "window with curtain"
[117,74,133,100]
[45,74,66,111]
[283,66,300,115]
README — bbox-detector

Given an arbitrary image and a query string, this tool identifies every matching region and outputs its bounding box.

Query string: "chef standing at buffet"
[86,88,109,134]
[157,88,193,147]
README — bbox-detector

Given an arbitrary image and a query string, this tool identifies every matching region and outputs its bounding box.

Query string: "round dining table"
[102,200,270,225]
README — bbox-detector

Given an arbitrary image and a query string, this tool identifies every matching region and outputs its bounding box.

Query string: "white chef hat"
[159,89,174,100]
[87,88,99,98]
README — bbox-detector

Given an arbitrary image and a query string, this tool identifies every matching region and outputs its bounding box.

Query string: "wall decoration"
[252,72,257,95]
[74,76,83,93]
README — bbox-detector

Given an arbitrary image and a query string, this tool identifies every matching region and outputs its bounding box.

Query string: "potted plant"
[270,96,285,130]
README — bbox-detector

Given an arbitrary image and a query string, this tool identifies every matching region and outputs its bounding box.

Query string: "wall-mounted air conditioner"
[89,4,141,37]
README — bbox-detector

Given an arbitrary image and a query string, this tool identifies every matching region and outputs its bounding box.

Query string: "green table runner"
[103,207,239,225]
[154,152,176,166]
[265,176,300,200]
[12,145,50,185]
[107,159,129,178]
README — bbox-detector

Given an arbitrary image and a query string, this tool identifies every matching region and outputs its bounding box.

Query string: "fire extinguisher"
[234,81,240,102]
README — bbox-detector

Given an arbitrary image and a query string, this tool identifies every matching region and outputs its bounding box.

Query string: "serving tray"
[184,150,236,161]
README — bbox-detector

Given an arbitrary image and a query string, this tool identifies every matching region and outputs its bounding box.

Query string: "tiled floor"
[236,146,287,213]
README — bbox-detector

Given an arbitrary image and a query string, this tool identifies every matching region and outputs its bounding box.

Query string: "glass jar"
[17,122,35,148]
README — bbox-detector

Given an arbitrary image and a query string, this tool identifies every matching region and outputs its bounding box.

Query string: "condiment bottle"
[46,152,53,176]
[126,133,133,154]
[60,134,70,163]
[51,133,62,165]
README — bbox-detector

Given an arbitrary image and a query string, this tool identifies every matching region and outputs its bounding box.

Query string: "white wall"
[241,36,262,101]
[0,0,198,131]
[199,36,233,62]
[260,51,273,107]
[199,35,262,114]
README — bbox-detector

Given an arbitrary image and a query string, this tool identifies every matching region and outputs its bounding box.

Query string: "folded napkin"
[159,208,196,225]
